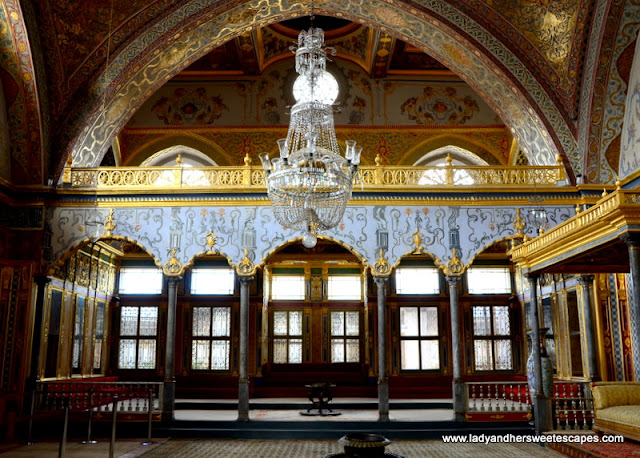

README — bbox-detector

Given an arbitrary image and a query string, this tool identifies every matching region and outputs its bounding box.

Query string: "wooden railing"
[34,380,163,416]
[465,380,593,430]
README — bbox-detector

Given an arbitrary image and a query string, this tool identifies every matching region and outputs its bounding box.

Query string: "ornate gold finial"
[62,156,73,184]
[205,230,218,253]
[443,248,464,276]
[373,249,391,276]
[616,179,621,190]
[164,248,182,275]
[176,154,183,166]
[538,227,545,235]
[244,152,252,166]
[446,153,453,166]
[513,208,525,238]
[375,153,382,167]
[411,229,425,254]
[104,209,116,236]
[237,249,256,276]
[575,203,582,214]
[602,188,608,197]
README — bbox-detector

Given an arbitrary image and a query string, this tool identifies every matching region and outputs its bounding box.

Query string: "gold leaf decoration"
[103,209,116,236]
[372,249,391,277]
[411,228,425,254]
[443,248,464,277]
[164,248,182,275]
[205,230,218,254]
[237,249,256,276]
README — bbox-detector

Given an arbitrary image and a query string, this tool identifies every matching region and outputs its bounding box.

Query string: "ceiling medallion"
[260,9,362,248]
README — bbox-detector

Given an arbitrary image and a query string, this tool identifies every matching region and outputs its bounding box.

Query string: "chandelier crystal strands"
[259,21,362,249]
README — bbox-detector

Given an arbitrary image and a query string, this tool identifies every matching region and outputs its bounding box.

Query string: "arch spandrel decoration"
[46,205,576,277]
[63,0,576,181]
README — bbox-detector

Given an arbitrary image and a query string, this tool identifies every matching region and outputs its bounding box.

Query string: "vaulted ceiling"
[0,0,638,186]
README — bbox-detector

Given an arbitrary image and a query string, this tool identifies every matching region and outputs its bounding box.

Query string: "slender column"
[162,276,181,423]
[28,276,50,389]
[238,275,253,421]
[621,233,640,380]
[374,276,389,422]
[527,274,551,433]
[446,276,465,422]
[577,275,598,379]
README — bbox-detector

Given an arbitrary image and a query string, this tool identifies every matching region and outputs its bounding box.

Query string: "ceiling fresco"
[0,0,636,186]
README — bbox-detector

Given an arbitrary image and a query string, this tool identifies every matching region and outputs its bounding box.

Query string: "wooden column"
[577,275,598,380]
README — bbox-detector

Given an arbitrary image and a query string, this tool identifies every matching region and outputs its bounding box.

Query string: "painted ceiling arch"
[49,0,580,183]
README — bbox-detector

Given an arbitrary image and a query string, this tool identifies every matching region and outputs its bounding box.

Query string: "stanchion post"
[26,389,36,445]
[141,388,154,446]
[58,396,69,458]
[109,395,118,458]
[80,389,97,444]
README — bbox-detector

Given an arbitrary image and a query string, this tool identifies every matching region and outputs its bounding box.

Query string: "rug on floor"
[548,437,640,457]
[138,438,559,458]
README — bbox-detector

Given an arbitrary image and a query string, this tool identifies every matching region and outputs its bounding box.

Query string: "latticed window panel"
[191,307,231,370]
[330,311,360,363]
[272,310,304,363]
[93,302,105,371]
[472,305,513,371]
[400,306,440,370]
[118,306,158,369]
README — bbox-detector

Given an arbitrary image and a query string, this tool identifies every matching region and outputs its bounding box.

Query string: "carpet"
[548,438,640,457]
[138,438,559,457]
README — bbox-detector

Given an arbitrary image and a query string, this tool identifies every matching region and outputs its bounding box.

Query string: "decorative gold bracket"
[442,248,464,276]
[513,208,525,239]
[237,249,256,276]
[372,249,391,277]
[164,248,183,275]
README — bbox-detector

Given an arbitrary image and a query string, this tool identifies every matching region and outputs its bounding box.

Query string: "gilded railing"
[510,188,640,262]
[64,163,566,191]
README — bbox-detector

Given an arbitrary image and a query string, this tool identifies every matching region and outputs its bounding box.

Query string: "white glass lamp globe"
[293,70,339,105]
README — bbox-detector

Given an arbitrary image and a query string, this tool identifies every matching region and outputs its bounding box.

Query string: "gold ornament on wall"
[164,248,182,275]
[372,249,391,276]
[443,247,464,276]
[411,229,425,254]
[103,209,117,236]
[237,249,256,276]
[204,230,218,254]
[513,208,525,238]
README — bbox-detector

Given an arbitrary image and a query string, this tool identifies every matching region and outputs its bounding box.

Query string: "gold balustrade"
[510,189,640,271]
[65,162,566,191]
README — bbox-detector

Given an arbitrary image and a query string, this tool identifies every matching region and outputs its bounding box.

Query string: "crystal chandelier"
[259,21,362,249]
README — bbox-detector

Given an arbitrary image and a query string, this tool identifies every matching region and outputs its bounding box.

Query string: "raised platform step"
[175,398,453,411]
[164,419,534,440]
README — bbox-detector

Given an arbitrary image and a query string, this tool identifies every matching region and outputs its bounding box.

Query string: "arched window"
[141,146,217,186]
[414,146,488,185]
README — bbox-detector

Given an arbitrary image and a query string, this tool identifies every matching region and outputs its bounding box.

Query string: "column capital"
[165,275,182,285]
[445,275,461,286]
[238,275,254,285]
[373,276,389,287]
[620,232,640,248]
[576,275,594,286]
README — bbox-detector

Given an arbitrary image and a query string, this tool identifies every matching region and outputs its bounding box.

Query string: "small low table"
[300,382,341,416]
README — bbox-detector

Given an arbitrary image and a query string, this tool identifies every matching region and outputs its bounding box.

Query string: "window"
[192,307,231,370]
[472,305,513,371]
[118,267,163,295]
[71,296,86,373]
[327,275,362,301]
[330,311,360,363]
[191,268,235,295]
[395,267,440,294]
[271,276,305,300]
[399,307,440,370]
[118,306,158,369]
[93,301,106,373]
[272,310,303,363]
[467,267,511,294]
